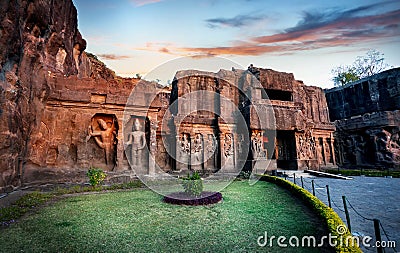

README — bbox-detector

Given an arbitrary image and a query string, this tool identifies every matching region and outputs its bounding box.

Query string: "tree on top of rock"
[331,49,392,86]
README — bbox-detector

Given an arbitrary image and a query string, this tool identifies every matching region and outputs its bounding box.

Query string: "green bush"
[325,169,400,178]
[87,167,107,187]
[238,170,251,179]
[181,171,203,197]
[260,175,362,253]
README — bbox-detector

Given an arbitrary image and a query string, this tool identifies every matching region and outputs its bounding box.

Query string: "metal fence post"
[342,196,351,233]
[326,185,331,208]
[311,180,315,196]
[373,219,383,253]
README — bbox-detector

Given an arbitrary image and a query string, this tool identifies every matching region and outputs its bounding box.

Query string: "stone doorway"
[276,130,297,170]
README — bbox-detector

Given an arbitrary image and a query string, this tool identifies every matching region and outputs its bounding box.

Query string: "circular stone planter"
[163,191,222,206]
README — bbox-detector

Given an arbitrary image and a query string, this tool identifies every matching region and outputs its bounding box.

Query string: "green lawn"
[0,181,331,252]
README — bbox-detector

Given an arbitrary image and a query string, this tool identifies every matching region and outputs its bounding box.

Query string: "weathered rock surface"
[0,0,87,191]
[0,0,131,191]
[170,66,335,173]
[0,0,337,192]
[325,68,400,170]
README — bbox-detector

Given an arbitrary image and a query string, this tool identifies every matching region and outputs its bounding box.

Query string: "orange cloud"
[130,5,400,57]
[97,54,131,60]
[180,8,400,56]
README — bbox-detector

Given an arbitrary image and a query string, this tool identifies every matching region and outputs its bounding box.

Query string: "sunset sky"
[73,0,400,88]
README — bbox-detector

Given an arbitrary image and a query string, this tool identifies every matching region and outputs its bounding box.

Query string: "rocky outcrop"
[249,67,335,170]
[0,0,337,191]
[326,68,400,121]
[0,0,85,191]
[0,0,126,191]
[170,67,335,172]
[79,52,116,80]
[325,68,400,170]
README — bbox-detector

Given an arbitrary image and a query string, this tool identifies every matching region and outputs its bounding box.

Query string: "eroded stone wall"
[0,0,87,191]
[325,68,400,170]
[250,67,335,170]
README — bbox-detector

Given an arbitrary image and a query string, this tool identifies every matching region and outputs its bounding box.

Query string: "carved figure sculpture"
[354,136,366,165]
[206,134,216,155]
[251,132,265,158]
[389,130,400,162]
[126,119,146,168]
[180,133,190,155]
[251,132,259,158]
[192,133,203,163]
[88,119,116,165]
[224,133,233,157]
[376,129,392,163]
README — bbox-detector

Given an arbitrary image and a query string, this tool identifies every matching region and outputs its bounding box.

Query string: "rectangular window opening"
[262,89,293,101]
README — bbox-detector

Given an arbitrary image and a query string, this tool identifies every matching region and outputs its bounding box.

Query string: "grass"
[260,175,362,253]
[0,181,144,226]
[0,181,331,253]
[324,169,400,178]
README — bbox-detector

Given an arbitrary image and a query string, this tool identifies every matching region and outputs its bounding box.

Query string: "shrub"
[238,170,251,179]
[181,171,203,197]
[325,169,400,178]
[87,167,107,187]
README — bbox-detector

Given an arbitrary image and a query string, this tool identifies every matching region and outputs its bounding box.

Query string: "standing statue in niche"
[251,132,264,159]
[126,119,146,168]
[375,129,392,163]
[192,133,203,163]
[87,119,117,166]
[224,134,234,157]
[251,132,259,158]
[180,133,190,155]
[354,136,366,165]
[206,134,216,155]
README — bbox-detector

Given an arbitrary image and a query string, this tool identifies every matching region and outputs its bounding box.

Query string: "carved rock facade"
[166,67,335,174]
[249,67,335,170]
[0,0,336,191]
[325,68,400,170]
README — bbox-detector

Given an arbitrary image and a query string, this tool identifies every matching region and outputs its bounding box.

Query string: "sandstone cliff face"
[0,0,88,191]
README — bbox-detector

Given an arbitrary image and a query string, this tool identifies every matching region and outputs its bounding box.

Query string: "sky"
[73,0,400,88]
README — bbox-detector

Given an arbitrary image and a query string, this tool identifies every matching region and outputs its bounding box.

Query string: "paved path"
[287,175,399,253]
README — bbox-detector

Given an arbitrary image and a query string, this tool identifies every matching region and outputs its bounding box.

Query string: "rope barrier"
[312,180,326,189]
[302,184,311,192]
[315,188,327,196]
[331,198,345,213]
[379,221,398,252]
[346,198,374,221]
